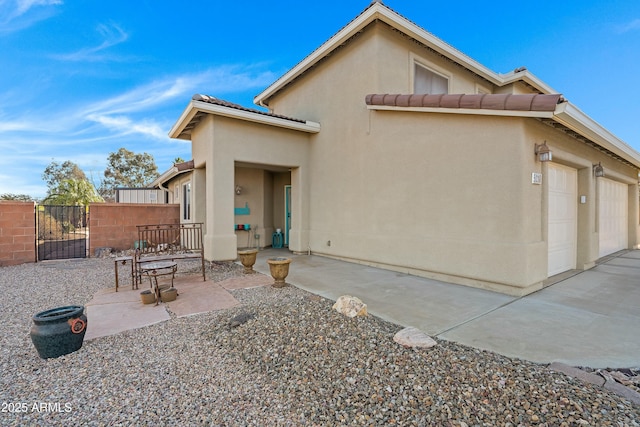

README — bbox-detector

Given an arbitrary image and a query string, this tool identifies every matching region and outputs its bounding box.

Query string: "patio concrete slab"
[84,300,170,341]
[164,278,241,318]
[253,249,640,368]
[84,273,270,340]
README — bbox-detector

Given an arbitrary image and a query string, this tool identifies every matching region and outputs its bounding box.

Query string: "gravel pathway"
[0,258,639,426]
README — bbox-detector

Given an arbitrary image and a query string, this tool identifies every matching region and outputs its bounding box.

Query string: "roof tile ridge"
[192,93,306,123]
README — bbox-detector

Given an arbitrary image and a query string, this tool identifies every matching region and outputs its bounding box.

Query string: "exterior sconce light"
[235,185,242,195]
[593,162,605,177]
[535,141,552,162]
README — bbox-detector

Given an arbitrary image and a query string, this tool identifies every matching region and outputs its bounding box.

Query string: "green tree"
[43,179,104,206]
[42,160,87,193]
[0,193,35,201]
[173,157,186,165]
[99,148,159,198]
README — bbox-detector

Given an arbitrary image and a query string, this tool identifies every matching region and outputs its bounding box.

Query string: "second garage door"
[598,178,628,258]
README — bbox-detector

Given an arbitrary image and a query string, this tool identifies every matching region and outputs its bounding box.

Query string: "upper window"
[414,63,449,94]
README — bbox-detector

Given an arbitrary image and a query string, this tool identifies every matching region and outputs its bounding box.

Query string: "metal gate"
[37,205,88,260]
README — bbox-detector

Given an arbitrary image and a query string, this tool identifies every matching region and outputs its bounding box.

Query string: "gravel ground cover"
[0,258,639,426]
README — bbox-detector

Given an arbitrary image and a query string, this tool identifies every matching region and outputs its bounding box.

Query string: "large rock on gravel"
[393,327,437,349]
[332,295,368,318]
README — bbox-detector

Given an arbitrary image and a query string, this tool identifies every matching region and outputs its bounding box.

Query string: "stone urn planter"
[267,257,292,288]
[237,249,259,274]
[140,290,156,304]
[161,287,178,302]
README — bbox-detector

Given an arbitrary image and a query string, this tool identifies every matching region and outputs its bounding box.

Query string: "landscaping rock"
[94,247,112,257]
[393,326,437,349]
[332,295,367,317]
[228,312,255,328]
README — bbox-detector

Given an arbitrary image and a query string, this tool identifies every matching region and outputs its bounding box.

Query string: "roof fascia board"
[169,102,200,139]
[150,166,179,188]
[366,104,554,118]
[553,102,640,167]
[169,101,321,139]
[254,4,508,107]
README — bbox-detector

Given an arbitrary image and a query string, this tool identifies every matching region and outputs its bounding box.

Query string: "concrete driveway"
[254,249,640,368]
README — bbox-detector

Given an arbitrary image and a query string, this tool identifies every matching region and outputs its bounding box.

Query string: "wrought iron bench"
[114,223,205,291]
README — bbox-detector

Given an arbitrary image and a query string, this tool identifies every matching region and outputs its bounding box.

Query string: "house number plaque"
[531,173,542,185]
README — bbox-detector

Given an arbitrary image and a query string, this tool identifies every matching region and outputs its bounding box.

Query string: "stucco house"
[168,1,640,296]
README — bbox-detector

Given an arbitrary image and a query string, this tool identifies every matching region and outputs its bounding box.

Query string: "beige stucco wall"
[306,110,551,294]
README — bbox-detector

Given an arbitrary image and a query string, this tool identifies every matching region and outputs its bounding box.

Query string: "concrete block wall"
[0,202,36,267]
[89,203,180,254]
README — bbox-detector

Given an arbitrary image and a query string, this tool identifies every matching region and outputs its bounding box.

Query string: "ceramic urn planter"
[30,305,87,359]
[266,257,292,288]
[237,249,259,274]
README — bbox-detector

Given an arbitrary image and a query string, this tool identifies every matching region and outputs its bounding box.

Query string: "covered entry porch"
[169,95,320,262]
[233,163,293,251]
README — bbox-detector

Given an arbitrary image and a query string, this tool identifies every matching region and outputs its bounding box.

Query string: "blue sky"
[1,0,639,198]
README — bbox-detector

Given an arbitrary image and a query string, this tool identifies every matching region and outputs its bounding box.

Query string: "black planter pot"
[30,305,87,359]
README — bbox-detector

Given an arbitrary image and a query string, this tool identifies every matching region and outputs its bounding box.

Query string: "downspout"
[158,182,170,203]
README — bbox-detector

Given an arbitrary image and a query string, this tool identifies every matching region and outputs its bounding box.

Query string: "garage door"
[598,178,628,257]
[548,164,577,276]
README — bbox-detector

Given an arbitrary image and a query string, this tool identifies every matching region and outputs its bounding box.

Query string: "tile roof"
[175,160,194,171]
[365,93,564,111]
[192,94,306,124]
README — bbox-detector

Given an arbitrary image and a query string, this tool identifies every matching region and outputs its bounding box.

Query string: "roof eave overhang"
[150,166,179,188]
[169,100,321,140]
[254,3,506,107]
[552,102,640,168]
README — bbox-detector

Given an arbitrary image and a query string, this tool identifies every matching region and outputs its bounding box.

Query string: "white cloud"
[0,119,31,132]
[86,114,169,141]
[15,0,62,16]
[83,65,277,118]
[616,18,640,33]
[0,0,62,33]
[0,64,277,142]
[51,22,129,62]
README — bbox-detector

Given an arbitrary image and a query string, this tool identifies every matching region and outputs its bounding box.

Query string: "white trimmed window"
[182,182,191,221]
[414,63,449,94]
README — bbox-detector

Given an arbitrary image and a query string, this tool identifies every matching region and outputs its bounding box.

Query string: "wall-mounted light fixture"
[593,162,605,177]
[534,141,552,162]
[235,185,242,195]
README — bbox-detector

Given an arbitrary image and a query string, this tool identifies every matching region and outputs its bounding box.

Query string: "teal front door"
[285,185,291,246]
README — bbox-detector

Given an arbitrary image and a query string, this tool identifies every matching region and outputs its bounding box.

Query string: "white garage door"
[598,178,628,258]
[548,164,577,276]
